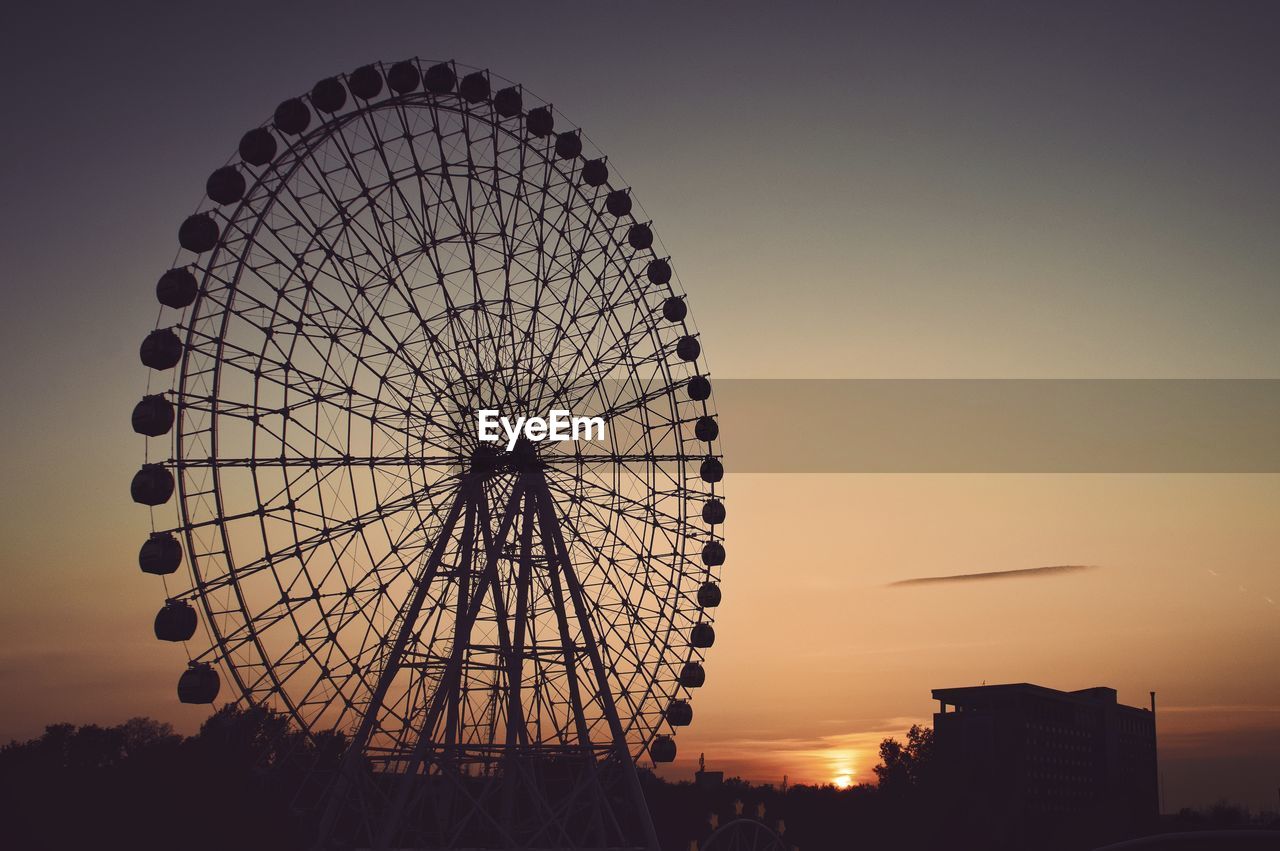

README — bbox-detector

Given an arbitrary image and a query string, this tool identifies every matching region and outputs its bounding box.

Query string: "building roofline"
[932,682,1150,712]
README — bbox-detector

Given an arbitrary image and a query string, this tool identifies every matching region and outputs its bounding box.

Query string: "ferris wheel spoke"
[593,381,696,447]
[350,104,435,246]
[177,455,465,468]
[264,176,481,428]
[548,492,685,639]
[429,100,493,375]
[382,96,492,410]
[540,477,694,695]
[187,311,475,460]
[532,472,664,793]
[324,479,476,783]
[543,466,689,531]
[423,98,479,243]
[546,367,679,447]
[186,471,463,596]
[223,431,419,529]
[539,452,694,465]
[177,390,425,449]
[531,259,653,412]
[491,131,535,405]
[503,134,576,404]
[223,209,472,443]
[186,288,430,424]
[504,144,660,414]
[249,414,363,468]
[518,244,621,409]
[211,187,468,440]
[339,105,502,416]
[540,526,665,653]
[480,120,529,402]
[538,301,673,420]
[228,478,469,731]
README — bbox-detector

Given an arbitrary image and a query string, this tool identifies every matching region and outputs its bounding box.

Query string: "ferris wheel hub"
[469,438,541,477]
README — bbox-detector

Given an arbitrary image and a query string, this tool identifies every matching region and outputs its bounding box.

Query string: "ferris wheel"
[130,57,725,849]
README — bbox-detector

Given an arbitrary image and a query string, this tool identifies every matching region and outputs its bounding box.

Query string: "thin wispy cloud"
[888,564,1097,587]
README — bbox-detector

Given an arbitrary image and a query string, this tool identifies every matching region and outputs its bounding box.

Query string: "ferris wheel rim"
[136,57,724,770]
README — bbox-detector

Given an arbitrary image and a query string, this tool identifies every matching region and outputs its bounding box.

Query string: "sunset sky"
[1,1,1278,812]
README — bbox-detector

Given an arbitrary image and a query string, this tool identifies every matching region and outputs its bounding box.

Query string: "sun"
[833,773,854,789]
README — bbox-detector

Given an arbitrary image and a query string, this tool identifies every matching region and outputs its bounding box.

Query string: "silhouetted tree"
[0,709,342,850]
[873,723,935,794]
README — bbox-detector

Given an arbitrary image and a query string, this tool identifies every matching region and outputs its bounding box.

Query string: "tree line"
[1,712,1273,850]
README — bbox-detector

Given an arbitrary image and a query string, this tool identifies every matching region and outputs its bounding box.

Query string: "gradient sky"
[1,1,1278,812]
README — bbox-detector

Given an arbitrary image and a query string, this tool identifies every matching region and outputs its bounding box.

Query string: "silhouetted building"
[694,752,724,789]
[933,683,1158,847]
